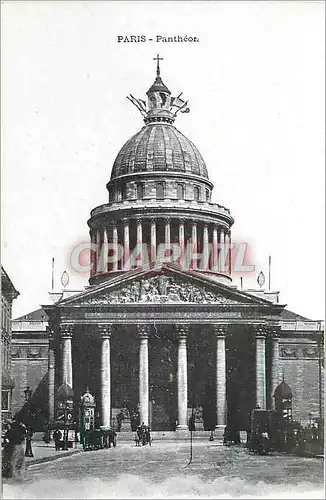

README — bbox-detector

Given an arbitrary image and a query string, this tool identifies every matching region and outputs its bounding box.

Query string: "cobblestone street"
[3,441,324,499]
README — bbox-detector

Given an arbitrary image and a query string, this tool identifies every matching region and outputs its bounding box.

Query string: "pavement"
[24,441,83,466]
[2,440,324,499]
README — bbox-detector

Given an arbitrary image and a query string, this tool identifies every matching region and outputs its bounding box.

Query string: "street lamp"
[24,386,32,403]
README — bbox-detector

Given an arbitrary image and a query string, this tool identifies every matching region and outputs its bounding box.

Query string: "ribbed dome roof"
[111,124,208,180]
[273,381,293,399]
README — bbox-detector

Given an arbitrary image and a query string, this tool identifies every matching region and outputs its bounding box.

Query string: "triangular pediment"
[57,264,278,308]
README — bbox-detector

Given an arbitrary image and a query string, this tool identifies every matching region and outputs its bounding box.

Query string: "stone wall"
[279,340,324,425]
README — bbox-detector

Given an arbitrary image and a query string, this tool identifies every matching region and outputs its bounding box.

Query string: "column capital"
[214,325,228,338]
[179,218,185,225]
[270,326,282,339]
[164,217,171,224]
[98,324,112,339]
[60,325,73,339]
[137,324,150,339]
[150,217,156,225]
[123,218,129,225]
[136,218,142,225]
[176,324,189,339]
[254,325,267,338]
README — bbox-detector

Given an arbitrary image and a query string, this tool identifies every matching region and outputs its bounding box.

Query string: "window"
[156,183,164,200]
[2,391,9,411]
[177,183,185,200]
[137,184,144,199]
[206,189,210,201]
[122,184,127,201]
[194,186,200,201]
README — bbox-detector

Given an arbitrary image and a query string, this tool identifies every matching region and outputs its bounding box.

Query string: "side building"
[11,308,49,430]
[1,266,19,422]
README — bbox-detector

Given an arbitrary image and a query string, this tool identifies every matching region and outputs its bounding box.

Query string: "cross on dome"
[153,54,163,76]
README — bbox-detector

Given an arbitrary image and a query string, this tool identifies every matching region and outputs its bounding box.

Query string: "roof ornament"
[153,53,163,77]
[126,56,190,123]
[257,271,265,289]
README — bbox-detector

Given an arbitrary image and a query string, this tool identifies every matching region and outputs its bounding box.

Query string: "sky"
[1,1,325,320]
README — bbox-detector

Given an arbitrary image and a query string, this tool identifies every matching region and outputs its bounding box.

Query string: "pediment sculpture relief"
[79,275,238,306]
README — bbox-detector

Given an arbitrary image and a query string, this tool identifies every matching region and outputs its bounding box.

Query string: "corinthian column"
[271,330,280,408]
[256,328,267,409]
[212,226,218,272]
[112,224,118,272]
[47,327,55,421]
[99,325,112,429]
[137,219,143,268]
[165,218,171,249]
[219,228,225,273]
[215,325,227,428]
[150,218,156,264]
[202,223,209,271]
[176,325,188,431]
[191,222,197,270]
[138,325,150,426]
[179,219,185,268]
[123,219,130,271]
[61,327,73,388]
[96,229,101,275]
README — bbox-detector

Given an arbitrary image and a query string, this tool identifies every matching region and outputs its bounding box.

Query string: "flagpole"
[268,255,271,291]
[52,257,55,291]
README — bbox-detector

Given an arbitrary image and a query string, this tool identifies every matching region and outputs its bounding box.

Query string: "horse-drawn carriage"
[135,424,152,446]
[83,427,117,451]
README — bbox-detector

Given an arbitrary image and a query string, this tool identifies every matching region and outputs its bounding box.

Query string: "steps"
[116,430,223,442]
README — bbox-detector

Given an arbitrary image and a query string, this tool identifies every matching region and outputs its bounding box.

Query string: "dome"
[273,381,293,399]
[56,382,74,400]
[110,124,208,180]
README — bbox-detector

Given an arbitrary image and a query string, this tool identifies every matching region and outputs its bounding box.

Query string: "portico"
[44,265,283,433]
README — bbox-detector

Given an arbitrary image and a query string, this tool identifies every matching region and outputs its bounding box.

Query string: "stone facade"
[11,308,49,430]
[1,266,19,422]
[11,59,324,433]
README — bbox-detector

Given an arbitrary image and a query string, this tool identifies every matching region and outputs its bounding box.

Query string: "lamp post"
[24,386,34,457]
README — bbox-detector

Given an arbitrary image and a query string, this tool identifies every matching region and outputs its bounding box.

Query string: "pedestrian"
[2,418,27,480]
[25,426,34,457]
[53,429,62,451]
[2,423,12,477]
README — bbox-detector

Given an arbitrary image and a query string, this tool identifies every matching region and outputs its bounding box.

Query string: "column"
[215,326,227,428]
[99,325,112,428]
[137,219,143,268]
[99,227,108,274]
[96,229,101,275]
[176,325,188,430]
[212,226,218,272]
[123,219,130,271]
[271,330,280,408]
[202,223,209,271]
[138,325,149,426]
[112,224,118,272]
[165,218,171,248]
[228,230,232,275]
[47,327,55,421]
[191,222,197,270]
[90,230,95,278]
[61,327,73,388]
[219,228,225,272]
[179,219,185,268]
[256,328,267,409]
[150,218,156,264]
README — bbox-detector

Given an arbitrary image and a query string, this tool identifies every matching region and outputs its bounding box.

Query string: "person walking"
[2,418,27,480]
[24,426,34,457]
[53,429,62,451]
